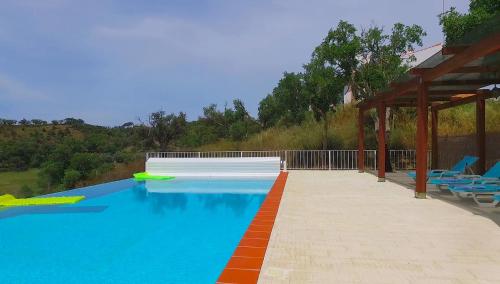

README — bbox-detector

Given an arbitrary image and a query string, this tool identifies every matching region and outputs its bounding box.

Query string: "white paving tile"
[258,171,500,284]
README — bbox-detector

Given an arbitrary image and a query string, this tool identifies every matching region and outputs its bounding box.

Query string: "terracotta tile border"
[217,171,288,284]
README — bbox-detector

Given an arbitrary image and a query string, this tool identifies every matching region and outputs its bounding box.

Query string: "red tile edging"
[217,171,288,284]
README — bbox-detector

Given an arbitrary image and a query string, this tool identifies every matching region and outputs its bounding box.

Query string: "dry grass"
[0,169,39,197]
[438,101,500,136]
[200,99,500,151]
[76,158,145,188]
[199,104,371,150]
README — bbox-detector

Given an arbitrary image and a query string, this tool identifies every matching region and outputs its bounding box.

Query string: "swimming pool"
[0,178,275,283]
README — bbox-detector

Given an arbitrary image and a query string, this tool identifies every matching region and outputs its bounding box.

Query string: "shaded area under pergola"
[357,20,500,198]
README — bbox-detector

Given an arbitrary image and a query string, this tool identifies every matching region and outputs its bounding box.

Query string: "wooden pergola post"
[358,108,365,173]
[431,109,439,169]
[415,81,429,198]
[476,98,486,174]
[377,102,386,182]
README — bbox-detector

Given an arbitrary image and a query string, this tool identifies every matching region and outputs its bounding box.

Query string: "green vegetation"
[0,169,40,197]
[439,101,500,136]
[258,20,426,149]
[1,1,498,197]
[439,0,499,45]
[179,99,261,148]
[203,104,372,151]
[0,119,143,196]
[204,100,500,151]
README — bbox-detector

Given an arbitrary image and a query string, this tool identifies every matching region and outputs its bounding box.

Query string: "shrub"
[20,185,34,197]
[62,169,81,189]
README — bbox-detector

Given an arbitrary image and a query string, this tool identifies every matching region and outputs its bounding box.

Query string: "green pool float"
[0,194,85,207]
[133,172,175,181]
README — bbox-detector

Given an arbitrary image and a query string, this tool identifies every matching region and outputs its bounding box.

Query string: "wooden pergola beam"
[449,66,499,74]
[359,87,415,109]
[358,32,500,110]
[422,33,500,82]
[442,45,470,55]
[431,90,496,111]
[430,79,499,86]
[389,89,496,107]
[389,77,420,91]
[391,94,465,103]
[428,89,494,95]
[412,65,499,75]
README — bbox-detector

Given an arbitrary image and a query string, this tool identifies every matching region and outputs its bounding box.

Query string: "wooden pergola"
[357,31,500,199]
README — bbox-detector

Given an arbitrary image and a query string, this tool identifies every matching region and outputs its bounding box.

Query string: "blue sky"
[0,0,469,126]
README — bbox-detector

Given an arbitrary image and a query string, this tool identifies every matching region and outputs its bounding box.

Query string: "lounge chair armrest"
[477,179,500,185]
[429,169,447,174]
[455,174,482,179]
[437,170,461,178]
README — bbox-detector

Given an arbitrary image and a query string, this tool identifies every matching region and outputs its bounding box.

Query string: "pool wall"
[217,171,288,283]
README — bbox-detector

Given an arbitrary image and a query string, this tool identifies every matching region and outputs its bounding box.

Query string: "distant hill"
[0,120,145,197]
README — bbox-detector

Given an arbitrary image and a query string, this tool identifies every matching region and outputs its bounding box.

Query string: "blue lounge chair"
[407,155,478,180]
[448,181,500,207]
[429,161,500,187]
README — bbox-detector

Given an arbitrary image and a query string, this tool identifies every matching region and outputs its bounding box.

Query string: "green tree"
[63,117,85,126]
[69,153,102,178]
[62,169,82,188]
[439,0,499,45]
[38,161,65,190]
[148,111,187,150]
[258,94,280,128]
[20,185,34,197]
[354,23,425,100]
[258,72,308,128]
[31,119,47,126]
[201,104,228,138]
[304,21,360,149]
[18,118,30,126]
[352,23,425,151]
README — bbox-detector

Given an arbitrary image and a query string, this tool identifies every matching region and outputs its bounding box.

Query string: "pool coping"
[217,171,288,284]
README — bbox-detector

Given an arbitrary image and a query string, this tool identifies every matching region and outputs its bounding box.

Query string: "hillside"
[0,121,145,197]
[1,99,498,198]
[200,99,500,151]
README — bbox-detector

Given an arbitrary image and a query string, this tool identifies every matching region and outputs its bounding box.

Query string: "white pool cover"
[145,157,281,178]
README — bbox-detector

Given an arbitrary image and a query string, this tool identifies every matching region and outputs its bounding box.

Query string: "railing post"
[240,151,243,158]
[284,150,288,172]
[328,150,331,170]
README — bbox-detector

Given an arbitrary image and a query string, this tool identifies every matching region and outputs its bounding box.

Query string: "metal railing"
[145,150,431,170]
[389,150,432,170]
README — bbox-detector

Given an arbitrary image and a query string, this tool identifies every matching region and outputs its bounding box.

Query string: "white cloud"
[88,4,333,75]
[88,0,463,78]
[0,0,471,124]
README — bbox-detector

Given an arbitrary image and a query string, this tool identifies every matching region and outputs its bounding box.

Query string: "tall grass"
[199,99,500,151]
[438,101,500,135]
[200,104,377,151]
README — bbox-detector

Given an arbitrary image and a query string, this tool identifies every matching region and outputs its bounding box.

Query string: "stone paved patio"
[258,170,500,283]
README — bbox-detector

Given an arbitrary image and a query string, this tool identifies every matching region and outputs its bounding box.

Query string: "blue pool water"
[0,178,274,284]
